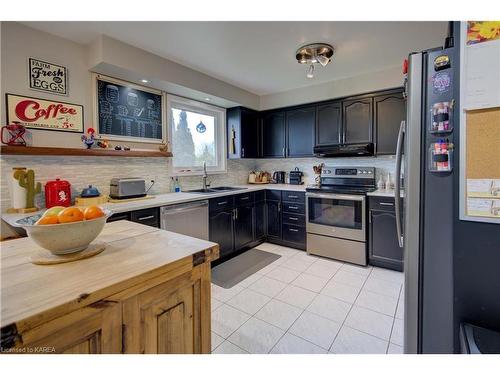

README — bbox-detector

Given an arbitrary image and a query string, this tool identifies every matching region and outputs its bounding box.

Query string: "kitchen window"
[167,95,226,175]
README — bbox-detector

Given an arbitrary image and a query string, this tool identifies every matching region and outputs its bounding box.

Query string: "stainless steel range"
[306,166,376,265]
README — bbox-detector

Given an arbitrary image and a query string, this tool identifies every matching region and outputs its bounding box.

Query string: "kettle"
[80,185,101,198]
[272,171,286,184]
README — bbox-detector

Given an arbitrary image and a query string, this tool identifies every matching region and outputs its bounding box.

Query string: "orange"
[36,215,60,225]
[58,207,84,223]
[83,205,105,220]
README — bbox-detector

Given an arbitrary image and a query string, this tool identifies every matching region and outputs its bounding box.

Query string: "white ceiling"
[22,21,448,95]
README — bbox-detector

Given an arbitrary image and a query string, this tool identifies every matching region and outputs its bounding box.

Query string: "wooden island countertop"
[0,221,219,354]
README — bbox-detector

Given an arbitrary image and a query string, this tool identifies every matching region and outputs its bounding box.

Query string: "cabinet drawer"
[130,208,159,228]
[255,190,266,202]
[235,192,254,206]
[107,212,130,222]
[282,224,306,244]
[369,196,397,212]
[282,213,305,227]
[282,191,305,204]
[209,196,235,212]
[282,202,305,214]
[266,189,281,201]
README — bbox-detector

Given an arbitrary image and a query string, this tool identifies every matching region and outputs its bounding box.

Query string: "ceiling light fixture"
[140,79,149,83]
[296,43,334,78]
[204,97,211,101]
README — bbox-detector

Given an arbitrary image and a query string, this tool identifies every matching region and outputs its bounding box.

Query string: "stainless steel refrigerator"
[395,22,459,353]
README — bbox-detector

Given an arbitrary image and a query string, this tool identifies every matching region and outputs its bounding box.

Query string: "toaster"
[109,178,146,199]
[289,167,304,185]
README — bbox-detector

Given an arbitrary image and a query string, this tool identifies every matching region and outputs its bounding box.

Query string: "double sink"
[186,186,247,194]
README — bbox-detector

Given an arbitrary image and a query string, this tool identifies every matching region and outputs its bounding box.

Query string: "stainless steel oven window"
[307,196,363,230]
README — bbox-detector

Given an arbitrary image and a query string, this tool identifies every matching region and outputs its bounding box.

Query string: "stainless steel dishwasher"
[160,200,209,240]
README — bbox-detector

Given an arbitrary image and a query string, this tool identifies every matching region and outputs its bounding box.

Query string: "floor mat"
[212,248,281,289]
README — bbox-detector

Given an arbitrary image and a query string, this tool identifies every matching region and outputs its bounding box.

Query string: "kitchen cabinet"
[368,196,403,271]
[286,106,315,157]
[262,111,286,158]
[315,101,342,147]
[254,200,266,241]
[227,106,261,159]
[374,90,406,155]
[266,200,282,240]
[234,204,254,250]
[209,209,234,258]
[342,97,373,144]
[107,207,160,228]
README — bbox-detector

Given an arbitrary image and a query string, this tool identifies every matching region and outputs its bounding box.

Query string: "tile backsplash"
[0,155,395,211]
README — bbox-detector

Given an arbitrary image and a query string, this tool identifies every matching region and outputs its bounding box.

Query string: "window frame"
[167,94,227,176]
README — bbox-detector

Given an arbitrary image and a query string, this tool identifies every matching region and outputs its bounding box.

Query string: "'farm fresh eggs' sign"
[29,58,68,95]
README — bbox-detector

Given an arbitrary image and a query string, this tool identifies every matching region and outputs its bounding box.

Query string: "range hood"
[314,143,374,157]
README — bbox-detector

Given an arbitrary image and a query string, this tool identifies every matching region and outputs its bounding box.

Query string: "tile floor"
[211,242,405,354]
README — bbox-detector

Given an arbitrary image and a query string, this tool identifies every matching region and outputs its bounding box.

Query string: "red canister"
[45,178,71,208]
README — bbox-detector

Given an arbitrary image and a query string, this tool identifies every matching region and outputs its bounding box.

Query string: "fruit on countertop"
[36,216,60,225]
[83,205,105,220]
[43,206,66,217]
[57,207,85,223]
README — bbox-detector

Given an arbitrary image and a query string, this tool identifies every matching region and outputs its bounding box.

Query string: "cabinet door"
[374,92,406,155]
[226,107,242,159]
[130,207,159,228]
[254,200,266,241]
[286,107,315,157]
[316,101,342,146]
[209,209,234,258]
[122,268,209,354]
[12,301,122,353]
[234,205,254,250]
[266,200,282,239]
[262,111,286,158]
[343,98,373,144]
[240,108,260,158]
[369,210,403,271]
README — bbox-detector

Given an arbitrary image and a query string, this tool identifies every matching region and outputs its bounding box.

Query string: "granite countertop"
[2,183,309,228]
[0,220,219,328]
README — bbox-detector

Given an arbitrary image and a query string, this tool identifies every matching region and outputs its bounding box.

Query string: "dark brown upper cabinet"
[227,107,261,159]
[342,97,373,144]
[286,106,315,157]
[374,90,406,155]
[262,111,286,158]
[315,101,342,147]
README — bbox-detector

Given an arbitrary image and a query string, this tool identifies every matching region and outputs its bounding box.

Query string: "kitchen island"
[0,221,219,354]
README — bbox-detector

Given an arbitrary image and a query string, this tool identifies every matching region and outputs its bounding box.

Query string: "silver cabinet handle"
[240,196,249,200]
[138,215,155,221]
[380,202,394,206]
[234,208,238,220]
[289,228,299,232]
[394,120,405,248]
[288,195,298,198]
[288,206,299,209]
[282,147,286,157]
[241,147,245,157]
[278,202,281,212]
[289,217,298,221]
[218,201,228,205]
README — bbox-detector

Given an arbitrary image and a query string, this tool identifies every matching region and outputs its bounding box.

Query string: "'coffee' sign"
[29,58,68,95]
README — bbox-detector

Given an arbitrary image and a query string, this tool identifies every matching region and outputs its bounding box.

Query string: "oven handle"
[306,192,365,202]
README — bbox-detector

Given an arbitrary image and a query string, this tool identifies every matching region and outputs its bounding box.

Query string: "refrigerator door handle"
[394,120,405,248]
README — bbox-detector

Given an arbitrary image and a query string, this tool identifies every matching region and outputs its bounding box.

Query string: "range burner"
[307,166,376,195]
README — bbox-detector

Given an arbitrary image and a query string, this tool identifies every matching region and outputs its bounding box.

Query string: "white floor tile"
[395,297,404,319]
[211,304,251,338]
[211,298,223,311]
[248,275,287,298]
[292,273,329,293]
[271,244,301,257]
[304,261,341,279]
[255,243,279,252]
[363,276,402,298]
[292,251,318,264]
[211,332,224,351]
[275,284,318,309]
[341,263,373,276]
[289,310,341,350]
[371,267,404,284]
[321,280,361,304]
[281,257,312,272]
[265,266,301,283]
[235,272,263,288]
[228,317,285,354]
[212,340,249,354]
[211,283,245,302]
[355,290,398,316]
[387,343,404,354]
[330,326,388,354]
[391,318,404,346]
[306,294,352,323]
[270,333,327,354]
[226,288,271,315]
[255,299,303,330]
[314,257,345,269]
[331,270,367,289]
[344,306,394,340]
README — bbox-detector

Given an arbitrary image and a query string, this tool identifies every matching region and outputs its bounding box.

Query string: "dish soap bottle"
[174,177,181,192]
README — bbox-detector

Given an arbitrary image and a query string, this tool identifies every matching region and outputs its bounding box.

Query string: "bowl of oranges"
[17,205,111,255]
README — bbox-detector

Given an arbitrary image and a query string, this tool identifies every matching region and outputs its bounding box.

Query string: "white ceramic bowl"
[18,209,112,255]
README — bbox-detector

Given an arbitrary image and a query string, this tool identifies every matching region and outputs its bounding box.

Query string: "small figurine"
[81,128,95,149]
[115,145,122,150]
[96,136,109,149]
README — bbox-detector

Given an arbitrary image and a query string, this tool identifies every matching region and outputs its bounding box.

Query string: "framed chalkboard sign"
[93,74,165,143]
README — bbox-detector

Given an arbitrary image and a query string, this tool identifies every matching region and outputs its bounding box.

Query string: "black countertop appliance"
[289,167,304,185]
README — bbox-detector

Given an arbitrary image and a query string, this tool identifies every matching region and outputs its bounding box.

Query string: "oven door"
[306,193,366,241]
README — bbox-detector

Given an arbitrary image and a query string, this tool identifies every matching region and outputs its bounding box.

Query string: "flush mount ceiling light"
[296,43,334,79]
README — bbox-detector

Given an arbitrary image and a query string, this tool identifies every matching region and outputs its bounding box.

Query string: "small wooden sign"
[28,58,68,96]
[6,93,84,133]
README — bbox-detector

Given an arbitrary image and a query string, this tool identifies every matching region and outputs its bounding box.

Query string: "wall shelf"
[0,146,172,158]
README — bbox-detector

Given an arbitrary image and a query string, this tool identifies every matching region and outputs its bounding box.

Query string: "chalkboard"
[96,76,164,142]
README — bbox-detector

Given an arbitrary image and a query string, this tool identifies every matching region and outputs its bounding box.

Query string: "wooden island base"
[0,221,219,354]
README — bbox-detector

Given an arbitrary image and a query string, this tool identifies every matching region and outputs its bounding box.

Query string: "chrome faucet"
[202,161,210,190]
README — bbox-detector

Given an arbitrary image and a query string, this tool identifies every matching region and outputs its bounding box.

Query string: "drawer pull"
[288,206,299,209]
[217,201,228,205]
[379,202,394,206]
[289,217,298,221]
[240,196,249,200]
[289,228,299,232]
[288,195,298,198]
[138,215,155,221]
